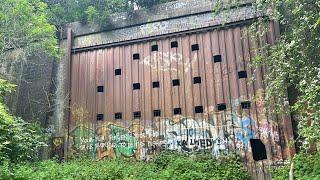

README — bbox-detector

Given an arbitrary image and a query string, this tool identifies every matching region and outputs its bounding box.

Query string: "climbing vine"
[216,0,320,148]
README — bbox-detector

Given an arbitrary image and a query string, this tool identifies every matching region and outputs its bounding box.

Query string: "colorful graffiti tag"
[159,118,221,153]
[236,117,256,146]
[68,111,270,160]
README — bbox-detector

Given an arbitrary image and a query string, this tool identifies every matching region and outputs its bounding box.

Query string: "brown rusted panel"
[137,42,145,149]
[96,49,104,127]
[113,47,121,117]
[233,27,250,162]
[197,33,208,115]
[170,37,180,115]
[105,48,114,122]
[132,44,140,116]
[218,30,233,152]
[177,36,186,116]
[143,42,152,121]
[91,51,97,128]
[202,32,215,113]
[158,40,165,119]
[124,45,132,126]
[68,23,294,164]
[162,38,172,118]
[182,35,194,117]
[240,26,258,163]
[211,30,225,154]
[151,41,159,114]
[190,35,201,121]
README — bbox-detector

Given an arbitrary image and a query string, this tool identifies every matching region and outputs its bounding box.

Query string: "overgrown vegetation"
[216,0,320,147]
[271,152,320,180]
[0,79,47,164]
[0,0,319,179]
[0,152,250,180]
[44,0,176,28]
[215,0,320,178]
[251,0,320,147]
[0,0,58,60]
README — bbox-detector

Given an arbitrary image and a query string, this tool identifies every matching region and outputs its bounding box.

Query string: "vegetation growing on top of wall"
[44,0,176,28]
[0,151,250,180]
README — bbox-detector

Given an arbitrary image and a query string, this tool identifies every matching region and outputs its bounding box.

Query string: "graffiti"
[235,117,256,146]
[108,124,139,158]
[258,123,272,136]
[159,118,221,153]
[141,51,198,72]
[52,137,64,160]
[68,111,285,161]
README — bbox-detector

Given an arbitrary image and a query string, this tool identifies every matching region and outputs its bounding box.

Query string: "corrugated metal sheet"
[68,21,294,171]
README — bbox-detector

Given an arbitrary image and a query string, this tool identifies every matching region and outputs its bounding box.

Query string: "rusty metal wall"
[68,21,294,174]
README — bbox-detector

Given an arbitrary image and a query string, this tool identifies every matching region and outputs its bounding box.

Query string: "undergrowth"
[271,152,320,180]
[0,151,249,180]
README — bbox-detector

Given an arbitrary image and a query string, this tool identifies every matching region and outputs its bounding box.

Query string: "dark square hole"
[97,86,104,92]
[115,69,121,76]
[115,112,122,119]
[153,81,160,88]
[191,44,199,51]
[217,103,227,111]
[241,101,251,109]
[171,41,178,48]
[172,79,180,86]
[193,77,202,84]
[133,83,140,90]
[97,114,104,121]
[173,108,182,115]
[153,110,161,117]
[133,111,141,119]
[250,139,267,161]
[151,45,158,51]
[238,71,248,79]
[213,55,222,63]
[133,53,140,60]
[195,106,204,113]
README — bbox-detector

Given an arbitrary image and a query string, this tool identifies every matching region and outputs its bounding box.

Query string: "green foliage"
[0,152,250,180]
[133,0,174,8]
[0,0,58,59]
[45,0,129,28]
[0,79,47,164]
[215,0,320,145]
[45,0,175,27]
[271,153,320,180]
[253,0,320,145]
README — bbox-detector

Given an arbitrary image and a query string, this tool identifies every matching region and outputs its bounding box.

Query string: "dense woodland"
[0,0,319,179]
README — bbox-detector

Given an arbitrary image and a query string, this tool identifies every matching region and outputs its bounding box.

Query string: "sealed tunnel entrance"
[67,21,294,166]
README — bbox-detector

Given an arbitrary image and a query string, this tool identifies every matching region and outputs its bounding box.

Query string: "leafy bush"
[0,79,47,164]
[271,153,320,180]
[0,152,250,180]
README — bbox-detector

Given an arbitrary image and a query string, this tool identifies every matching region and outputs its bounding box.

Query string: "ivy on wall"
[215,0,320,148]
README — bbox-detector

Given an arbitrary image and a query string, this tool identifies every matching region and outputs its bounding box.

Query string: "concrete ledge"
[72,5,262,50]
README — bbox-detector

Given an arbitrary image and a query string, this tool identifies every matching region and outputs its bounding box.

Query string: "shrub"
[271,153,320,180]
[0,151,250,180]
[0,79,47,164]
